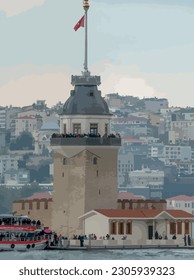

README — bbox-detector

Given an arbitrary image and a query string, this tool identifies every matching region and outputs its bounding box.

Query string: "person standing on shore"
[183,234,187,246]
[188,235,191,246]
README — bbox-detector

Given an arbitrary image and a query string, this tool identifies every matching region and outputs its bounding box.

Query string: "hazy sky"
[0,0,194,107]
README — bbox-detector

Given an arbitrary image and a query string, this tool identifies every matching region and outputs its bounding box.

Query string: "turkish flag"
[74,15,84,31]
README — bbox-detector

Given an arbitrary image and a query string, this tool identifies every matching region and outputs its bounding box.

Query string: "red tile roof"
[95,209,194,219]
[118,192,145,200]
[24,192,52,200]
[122,137,145,143]
[16,115,35,120]
[166,195,194,201]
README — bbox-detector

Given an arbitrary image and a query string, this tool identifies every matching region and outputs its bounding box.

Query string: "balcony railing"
[51,136,121,146]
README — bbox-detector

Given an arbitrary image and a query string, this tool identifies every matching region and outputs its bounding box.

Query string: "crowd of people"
[51,133,120,139]
[154,230,192,246]
[0,217,41,228]
[183,234,191,246]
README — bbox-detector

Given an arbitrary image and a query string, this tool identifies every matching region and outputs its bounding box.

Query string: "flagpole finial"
[83,0,89,11]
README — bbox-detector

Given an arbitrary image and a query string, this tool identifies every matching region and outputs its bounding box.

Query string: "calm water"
[0,249,194,260]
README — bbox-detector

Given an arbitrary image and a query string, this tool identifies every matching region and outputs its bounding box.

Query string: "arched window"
[118,221,124,235]
[110,221,117,235]
[170,221,176,235]
[93,157,97,165]
[126,222,132,235]
[185,220,189,234]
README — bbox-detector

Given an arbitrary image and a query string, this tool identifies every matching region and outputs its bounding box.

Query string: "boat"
[0,214,49,251]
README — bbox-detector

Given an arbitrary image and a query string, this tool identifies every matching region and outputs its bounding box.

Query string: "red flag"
[74,15,84,31]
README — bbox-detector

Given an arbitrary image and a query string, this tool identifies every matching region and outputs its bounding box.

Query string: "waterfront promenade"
[47,239,194,250]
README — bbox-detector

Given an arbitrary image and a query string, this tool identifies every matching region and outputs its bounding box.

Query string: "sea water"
[0,249,194,260]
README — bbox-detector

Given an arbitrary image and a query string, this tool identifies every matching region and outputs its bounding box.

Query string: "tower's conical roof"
[62,75,111,116]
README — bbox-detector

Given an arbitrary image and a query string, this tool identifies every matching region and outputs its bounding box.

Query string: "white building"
[0,109,6,129]
[166,195,194,215]
[170,120,194,141]
[0,155,19,181]
[143,98,168,112]
[118,151,134,188]
[128,169,164,188]
[164,145,191,163]
[79,209,194,245]
[15,115,42,136]
[34,121,60,154]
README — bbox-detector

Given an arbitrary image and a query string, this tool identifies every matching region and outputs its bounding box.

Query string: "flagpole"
[83,0,89,76]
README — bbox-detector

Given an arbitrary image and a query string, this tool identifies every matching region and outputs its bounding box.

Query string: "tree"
[10,132,34,150]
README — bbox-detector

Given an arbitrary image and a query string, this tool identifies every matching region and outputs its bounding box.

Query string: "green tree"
[10,132,34,150]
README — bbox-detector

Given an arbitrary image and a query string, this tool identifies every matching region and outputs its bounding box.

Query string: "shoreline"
[46,244,194,250]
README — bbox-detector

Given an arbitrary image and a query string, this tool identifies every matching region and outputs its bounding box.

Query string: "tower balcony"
[50,134,121,147]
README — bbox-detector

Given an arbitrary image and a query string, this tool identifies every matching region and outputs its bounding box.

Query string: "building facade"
[80,209,194,245]
[13,192,52,228]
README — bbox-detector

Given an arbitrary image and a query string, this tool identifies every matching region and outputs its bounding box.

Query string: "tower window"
[63,124,66,134]
[90,91,94,97]
[105,123,108,135]
[90,123,98,135]
[73,123,81,134]
[93,157,97,165]
[63,158,66,165]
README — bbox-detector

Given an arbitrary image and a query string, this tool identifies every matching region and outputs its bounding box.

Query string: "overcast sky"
[0,0,194,107]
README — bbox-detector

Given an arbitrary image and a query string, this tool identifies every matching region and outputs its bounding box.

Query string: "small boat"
[0,214,49,251]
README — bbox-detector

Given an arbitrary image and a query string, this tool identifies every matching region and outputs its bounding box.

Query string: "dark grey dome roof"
[62,84,111,115]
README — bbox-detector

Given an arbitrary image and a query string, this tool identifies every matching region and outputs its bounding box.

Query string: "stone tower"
[51,0,121,237]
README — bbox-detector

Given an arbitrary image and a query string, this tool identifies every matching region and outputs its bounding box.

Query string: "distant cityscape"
[1,94,194,214]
